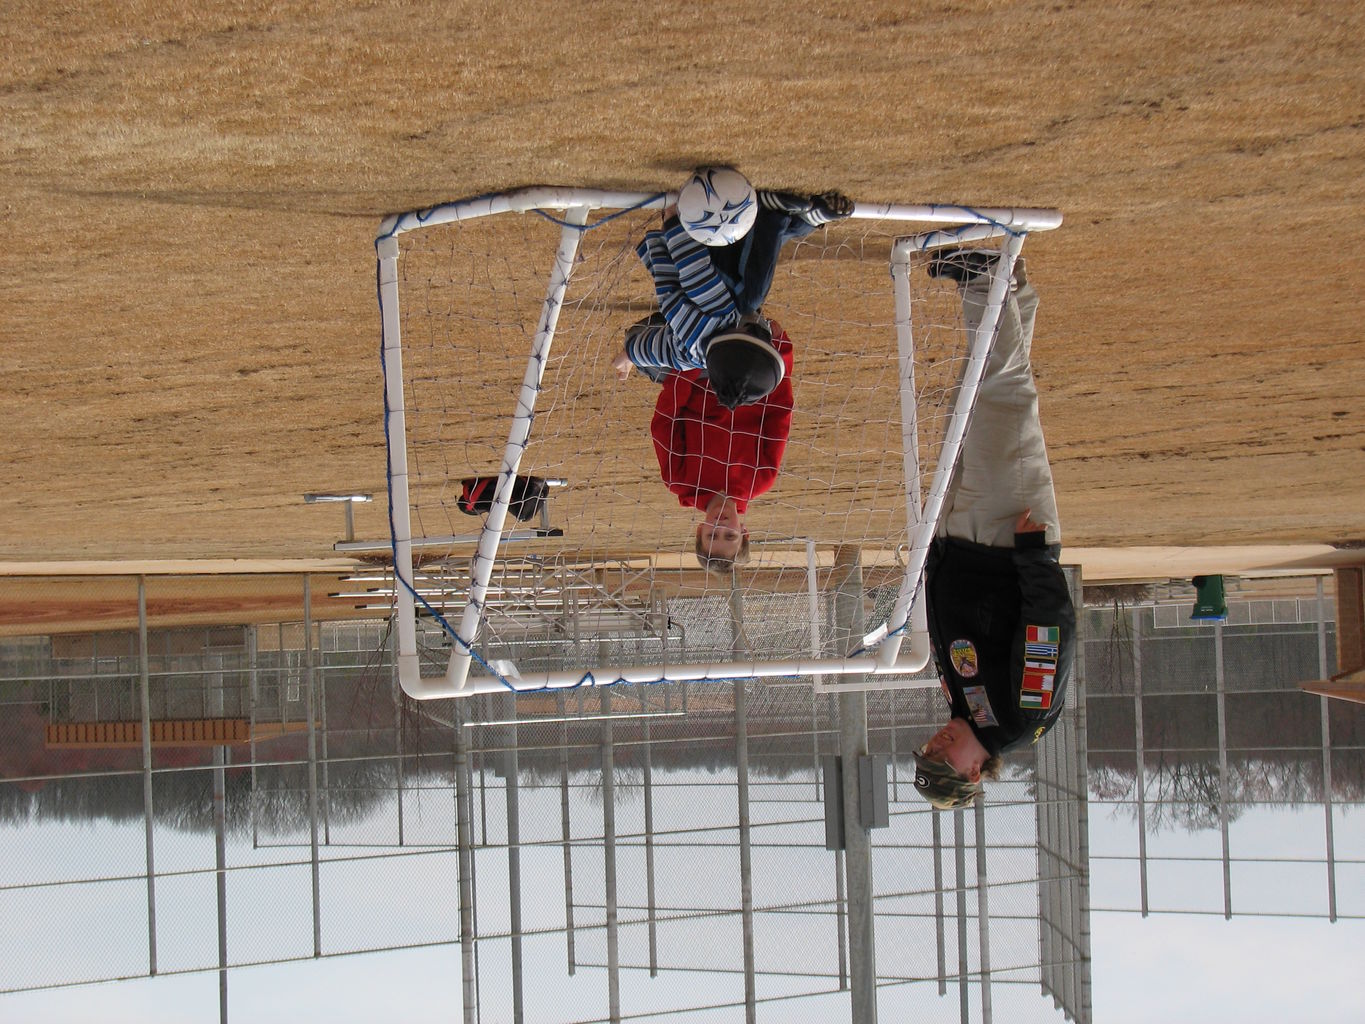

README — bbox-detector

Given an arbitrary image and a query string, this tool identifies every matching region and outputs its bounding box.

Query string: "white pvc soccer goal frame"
[376,187,1061,699]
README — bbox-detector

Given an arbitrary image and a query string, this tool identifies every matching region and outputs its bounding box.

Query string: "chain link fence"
[1082,580,1364,924]
[1,573,1090,1023]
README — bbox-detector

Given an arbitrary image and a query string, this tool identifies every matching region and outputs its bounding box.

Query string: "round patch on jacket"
[949,639,978,678]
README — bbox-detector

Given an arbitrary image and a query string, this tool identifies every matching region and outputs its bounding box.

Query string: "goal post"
[374,187,1061,699]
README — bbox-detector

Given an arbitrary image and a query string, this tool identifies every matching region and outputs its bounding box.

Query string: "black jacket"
[924,534,1075,755]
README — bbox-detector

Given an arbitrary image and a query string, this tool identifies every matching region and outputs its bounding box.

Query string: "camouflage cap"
[912,750,984,811]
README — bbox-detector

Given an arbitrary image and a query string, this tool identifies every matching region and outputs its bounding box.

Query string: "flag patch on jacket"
[1025,642,1059,659]
[962,685,998,728]
[1027,625,1059,645]
[1020,689,1053,710]
[1022,669,1055,693]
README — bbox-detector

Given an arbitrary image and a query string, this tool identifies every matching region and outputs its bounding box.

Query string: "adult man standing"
[912,249,1076,810]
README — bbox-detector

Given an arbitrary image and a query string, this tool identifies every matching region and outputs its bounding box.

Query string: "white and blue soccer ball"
[677,167,758,246]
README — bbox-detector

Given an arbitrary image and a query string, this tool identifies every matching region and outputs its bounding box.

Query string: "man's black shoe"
[927,248,998,284]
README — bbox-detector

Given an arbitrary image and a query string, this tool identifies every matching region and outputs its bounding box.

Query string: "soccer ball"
[677,167,758,246]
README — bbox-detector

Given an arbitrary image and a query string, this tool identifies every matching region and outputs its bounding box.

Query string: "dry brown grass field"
[3,1,1363,565]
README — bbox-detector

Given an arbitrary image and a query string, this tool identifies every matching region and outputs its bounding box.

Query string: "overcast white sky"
[2,776,1361,1023]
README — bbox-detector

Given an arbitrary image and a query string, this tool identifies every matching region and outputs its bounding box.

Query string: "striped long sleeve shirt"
[626,219,742,371]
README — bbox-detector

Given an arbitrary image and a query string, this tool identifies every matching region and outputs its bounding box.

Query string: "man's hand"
[1014,509,1047,534]
[612,349,633,381]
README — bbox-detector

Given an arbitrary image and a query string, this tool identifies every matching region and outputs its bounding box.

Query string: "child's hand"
[612,349,633,381]
[1014,509,1047,534]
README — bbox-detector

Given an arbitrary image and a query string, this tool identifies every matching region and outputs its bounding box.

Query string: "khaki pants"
[938,266,1062,547]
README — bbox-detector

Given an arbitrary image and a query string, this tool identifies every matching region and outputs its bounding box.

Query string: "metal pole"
[304,578,322,956]
[835,848,848,991]
[559,694,576,974]
[643,715,658,978]
[479,738,488,847]
[602,688,620,1024]
[392,642,405,847]
[736,679,756,1023]
[1072,570,1093,1024]
[453,701,477,1024]
[1214,621,1231,919]
[1317,577,1337,921]
[834,545,876,1024]
[1058,657,1076,1014]
[731,584,756,1024]
[248,627,259,851]
[954,809,969,1024]
[1132,606,1148,916]
[278,622,286,732]
[319,650,332,847]
[889,692,898,801]
[807,539,825,699]
[211,658,228,1024]
[468,733,483,1021]
[1036,767,1052,1007]
[505,693,524,1024]
[813,690,822,802]
[933,811,945,996]
[137,577,157,976]
[974,800,992,1024]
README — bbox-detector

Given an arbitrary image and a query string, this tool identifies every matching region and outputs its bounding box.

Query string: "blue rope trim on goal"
[376,259,516,690]
[531,192,669,231]
[916,205,1030,245]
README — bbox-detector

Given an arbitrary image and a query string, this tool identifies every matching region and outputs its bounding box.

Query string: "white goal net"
[372,188,1060,698]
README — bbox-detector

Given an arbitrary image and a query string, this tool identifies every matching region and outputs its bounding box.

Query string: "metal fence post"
[505,693,524,1024]
[319,647,332,846]
[835,847,848,991]
[643,713,658,978]
[304,577,322,956]
[212,656,229,1024]
[392,647,405,847]
[453,699,477,1024]
[954,808,968,1024]
[933,811,945,996]
[736,678,756,1023]
[833,545,876,1024]
[1214,622,1231,919]
[974,799,992,1024]
[730,583,757,1024]
[602,688,620,1024]
[1072,569,1093,1024]
[1132,606,1148,916]
[248,626,260,851]
[137,577,157,976]
[1316,577,1337,921]
[559,693,576,974]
